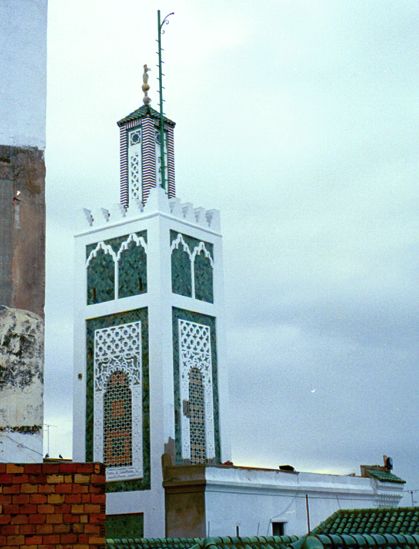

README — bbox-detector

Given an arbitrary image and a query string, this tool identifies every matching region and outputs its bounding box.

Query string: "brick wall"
[0,461,105,548]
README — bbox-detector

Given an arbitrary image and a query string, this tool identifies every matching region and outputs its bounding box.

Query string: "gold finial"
[142,64,151,105]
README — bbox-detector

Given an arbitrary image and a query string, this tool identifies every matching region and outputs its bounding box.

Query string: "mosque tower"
[73,17,231,536]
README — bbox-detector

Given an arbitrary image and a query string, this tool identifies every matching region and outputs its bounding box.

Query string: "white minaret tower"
[73,54,231,536]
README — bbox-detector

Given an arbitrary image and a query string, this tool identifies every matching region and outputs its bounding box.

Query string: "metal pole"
[157,10,166,190]
[305,494,311,534]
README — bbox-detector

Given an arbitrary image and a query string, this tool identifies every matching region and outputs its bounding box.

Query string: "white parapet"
[77,186,221,233]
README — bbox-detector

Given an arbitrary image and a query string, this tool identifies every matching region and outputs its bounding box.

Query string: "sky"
[45,0,419,503]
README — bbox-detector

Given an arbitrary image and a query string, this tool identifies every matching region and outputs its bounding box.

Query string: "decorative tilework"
[172,308,220,464]
[86,309,150,492]
[106,513,144,539]
[86,242,116,304]
[170,231,214,303]
[104,371,133,468]
[194,250,213,303]
[86,231,147,305]
[118,235,147,298]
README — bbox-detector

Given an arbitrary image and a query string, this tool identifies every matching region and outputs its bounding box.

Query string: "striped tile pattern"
[167,126,175,198]
[119,120,142,208]
[119,113,176,206]
[141,117,156,204]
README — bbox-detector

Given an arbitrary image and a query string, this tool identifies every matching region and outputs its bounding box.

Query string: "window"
[272,522,286,536]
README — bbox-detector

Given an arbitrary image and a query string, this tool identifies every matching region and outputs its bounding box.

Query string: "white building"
[73,95,404,539]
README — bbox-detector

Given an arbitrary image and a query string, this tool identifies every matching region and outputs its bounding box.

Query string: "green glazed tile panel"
[106,513,144,539]
[86,231,147,305]
[87,246,115,304]
[171,244,192,297]
[172,307,220,464]
[118,237,147,298]
[194,250,213,303]
[313,507,419,536]
[86,308,150,492]
[170,231,214,303]
[365,468,406,484]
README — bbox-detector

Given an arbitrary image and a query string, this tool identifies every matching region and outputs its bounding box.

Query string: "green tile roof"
[313,507,419,536]
[117,104,175,127]
[296,533,419,548]
[365,469,406,484]
[106,536,299,549]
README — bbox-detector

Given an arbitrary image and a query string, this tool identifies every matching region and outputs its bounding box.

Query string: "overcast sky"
[45,0,418,502]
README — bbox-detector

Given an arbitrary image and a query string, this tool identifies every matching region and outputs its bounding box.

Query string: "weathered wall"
[0,307,44,462]
[0,146,45,316]
[0,461,105,547]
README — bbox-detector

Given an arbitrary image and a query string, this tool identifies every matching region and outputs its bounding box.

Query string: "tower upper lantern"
[117,103,176,208]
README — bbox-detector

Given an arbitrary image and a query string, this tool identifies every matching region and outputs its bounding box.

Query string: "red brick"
[78,533,89,543]
[6,464,24,474]
[63,513,79,523]
[60,533,78,543]
[30,493,47,504]
[88,512,105,524]
[35,524,53,534]
[0,536,6,545]
[23,464,43,474]
[11,474,30,484]
[0,514,11,524]
[4,503,19,514]
[64,493,81,503]
[84,524,101,534]
[29,513,46,524]
[55,484,73,494]
[52,523,70,533]
[17,523,34,534]
[38,504,55,513]
[90,474,105,484]
[12,494,30,504]
[84,503,101,513]
[18,503,37,514]
[89,536,105,545]
[46,513,62,524]
[26,535,43,544]
[0,473,13,483]
[47,493,64,504]
[72,484,88,493]
[5,534,25,545]
[0,494,12,504]
[11,514,29,524]
[38,484,55,493]
[72,523,84,533]
[1,525,18,535]
[4,488,21,497]
[0,463,6,473]
[90,493,105,504]
[21,483,38,493]
[42,534,60,544]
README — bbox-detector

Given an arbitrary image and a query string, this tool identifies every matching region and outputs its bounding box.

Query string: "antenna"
[157,9,174,191]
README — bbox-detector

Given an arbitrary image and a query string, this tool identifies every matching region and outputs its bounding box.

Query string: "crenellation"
[79,187,221,232]
[181,202,195,222]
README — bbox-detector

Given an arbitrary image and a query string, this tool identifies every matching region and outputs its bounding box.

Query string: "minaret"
[73,14,230,537]
[118,66,176,208]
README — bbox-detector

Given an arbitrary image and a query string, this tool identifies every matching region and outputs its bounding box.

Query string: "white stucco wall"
[0,0,47,149]
[204,466,405,537]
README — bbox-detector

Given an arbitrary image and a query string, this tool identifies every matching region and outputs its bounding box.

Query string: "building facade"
[0,0,47,462]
